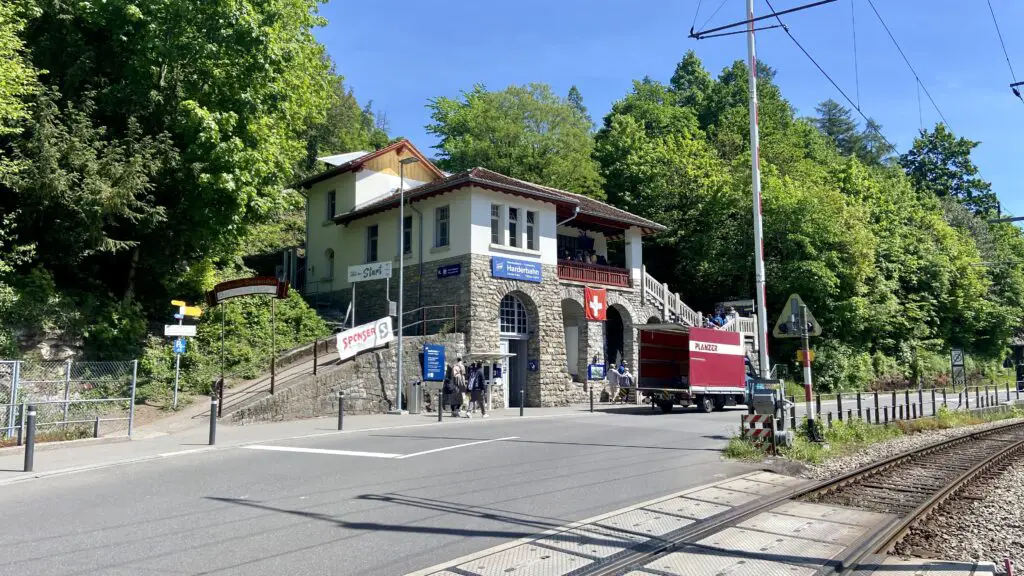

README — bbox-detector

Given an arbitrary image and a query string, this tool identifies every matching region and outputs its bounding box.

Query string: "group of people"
[605,362,634,404]
[702,308,734,329]
[559,249,610,267]
[441,357,489,418]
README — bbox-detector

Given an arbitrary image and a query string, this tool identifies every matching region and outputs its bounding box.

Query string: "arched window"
[499,294,528,337]
[325,249,335,279]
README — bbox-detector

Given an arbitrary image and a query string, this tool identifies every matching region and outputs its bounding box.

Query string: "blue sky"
[315,0,1024,215]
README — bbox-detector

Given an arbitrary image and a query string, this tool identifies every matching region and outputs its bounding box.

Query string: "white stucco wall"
[625,227,644,284]
[469,188,557,265]
[305,172,355,290]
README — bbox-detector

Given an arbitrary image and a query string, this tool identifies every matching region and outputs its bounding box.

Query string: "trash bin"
[405,381,423,414]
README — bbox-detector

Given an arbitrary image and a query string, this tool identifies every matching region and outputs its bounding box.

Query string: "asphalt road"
[0,406,757,576]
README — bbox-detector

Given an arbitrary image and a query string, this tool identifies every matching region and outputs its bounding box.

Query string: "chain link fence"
[1,359,138,443]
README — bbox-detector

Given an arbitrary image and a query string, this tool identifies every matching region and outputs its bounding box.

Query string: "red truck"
[637,324,752,413]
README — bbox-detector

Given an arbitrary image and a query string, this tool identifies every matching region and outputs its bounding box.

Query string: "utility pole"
[746,0,771,380]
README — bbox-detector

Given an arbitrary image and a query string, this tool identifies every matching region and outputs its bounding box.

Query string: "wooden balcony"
[557,260,632,288]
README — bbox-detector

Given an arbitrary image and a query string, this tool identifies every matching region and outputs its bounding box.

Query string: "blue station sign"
[423,344,446,381]
[491,256,542,283]
[437,263,462,279]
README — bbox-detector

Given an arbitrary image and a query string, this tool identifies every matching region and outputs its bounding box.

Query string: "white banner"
[164,324,197,337]
[689,339,745,356]
[337,317,394,361]
[348,261,392,283]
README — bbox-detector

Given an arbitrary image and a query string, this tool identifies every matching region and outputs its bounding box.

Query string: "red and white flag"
[584,287,607,321]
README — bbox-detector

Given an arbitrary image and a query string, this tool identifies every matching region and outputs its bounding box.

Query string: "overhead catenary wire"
[762,0,897,152]
[863,0,951,129]
[691,0,704,34]
[985,0,1024,102]
[700,0,731,31]
[850,0,860,107]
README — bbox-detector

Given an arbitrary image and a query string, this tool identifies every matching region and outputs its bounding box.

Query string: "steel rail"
[582,418,1024,576]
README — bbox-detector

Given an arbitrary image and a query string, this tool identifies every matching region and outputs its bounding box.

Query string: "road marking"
[394,436,519,459]
[244,445,401,458]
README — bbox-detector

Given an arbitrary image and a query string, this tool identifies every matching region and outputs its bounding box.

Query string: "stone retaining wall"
[228,333,466,425]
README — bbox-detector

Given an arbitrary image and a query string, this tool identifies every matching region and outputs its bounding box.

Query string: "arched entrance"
[647,316,661,325]
[499,292,531,407]
[561,299,587,382]
[606,306,625,368]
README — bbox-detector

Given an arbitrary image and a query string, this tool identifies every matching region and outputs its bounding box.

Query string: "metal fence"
[1,359,138,441]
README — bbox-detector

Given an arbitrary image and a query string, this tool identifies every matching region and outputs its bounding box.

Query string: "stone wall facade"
[228,333,466,425]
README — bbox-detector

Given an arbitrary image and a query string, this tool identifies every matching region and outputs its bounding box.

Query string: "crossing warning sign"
[773,293,822,338]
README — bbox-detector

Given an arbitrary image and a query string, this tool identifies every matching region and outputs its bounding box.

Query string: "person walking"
[452,357,468,418]
[470,362,488,417]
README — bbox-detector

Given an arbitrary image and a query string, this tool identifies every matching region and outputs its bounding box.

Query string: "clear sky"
[315,0,1024,215]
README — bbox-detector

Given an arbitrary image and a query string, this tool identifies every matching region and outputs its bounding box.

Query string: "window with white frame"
[435,205,450,247]
[326,190,336,219]
[508,207,520,248]
[366,225,378,262]
[403,215,412,254]
[499,294,529,336]
[526,210,537,251]
[491,204,502,244]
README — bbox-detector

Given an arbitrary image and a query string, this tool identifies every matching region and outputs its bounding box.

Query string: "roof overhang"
[292,140,445,190]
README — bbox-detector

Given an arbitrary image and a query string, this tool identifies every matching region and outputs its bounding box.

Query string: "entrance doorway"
[607,306,625,368]
[500,293,529,408]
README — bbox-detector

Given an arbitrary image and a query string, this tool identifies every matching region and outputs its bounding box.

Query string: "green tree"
[567,85,591,127]
[427,83,605,198]
[900,124,997,215]
[813,99,860,156]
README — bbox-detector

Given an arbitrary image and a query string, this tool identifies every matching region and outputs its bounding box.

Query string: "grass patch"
[724,435,768,461]
[0,425,93,448]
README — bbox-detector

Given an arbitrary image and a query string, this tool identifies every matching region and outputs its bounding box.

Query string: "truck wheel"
[657,400,674,413]
[698,395,714,413]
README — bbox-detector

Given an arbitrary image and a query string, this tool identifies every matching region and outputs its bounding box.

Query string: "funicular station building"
[292,141,757,408]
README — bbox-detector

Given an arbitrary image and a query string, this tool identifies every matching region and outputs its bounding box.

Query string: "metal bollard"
[884,406,889,424]
[976,386,980,408]
[208,396,218,445]
[905,389,911,409]
[218,378,225,417]
[519,389,524,417]
[94,416,100,438]
[891,391,897,412]
[815,393,821,417]
[898,405,904,420]
[931,388,936,416]
[337,391,344,431]
[24,404,36,472]
[912,404,917,419]
[857,392,862,419]
[874,391,880,424]
[918,388,923,412]
[590,388,594,413]
[865,408,871,423]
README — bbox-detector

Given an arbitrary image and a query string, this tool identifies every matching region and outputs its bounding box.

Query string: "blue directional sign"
[491,256,542,283]
[437,263,462,279]
[173,337,187,354]
[423,344,445,381]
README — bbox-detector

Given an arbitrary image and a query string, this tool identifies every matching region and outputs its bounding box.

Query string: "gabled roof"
[332,166,666,234]
[294,140,445,189]
[319,151,368,166]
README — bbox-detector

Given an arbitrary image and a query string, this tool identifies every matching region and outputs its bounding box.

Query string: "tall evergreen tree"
[900,124,997,215]
[813,99,860,156]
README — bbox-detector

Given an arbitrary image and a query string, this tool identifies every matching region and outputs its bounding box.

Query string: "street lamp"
[394,155,419,414]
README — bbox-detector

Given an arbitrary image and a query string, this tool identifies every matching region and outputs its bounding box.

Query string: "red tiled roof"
[332,167,666,233]
[293,140,445,189]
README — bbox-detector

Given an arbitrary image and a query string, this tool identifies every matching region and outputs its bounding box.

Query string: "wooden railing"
[640,266,701,326]
[557,260,631,288]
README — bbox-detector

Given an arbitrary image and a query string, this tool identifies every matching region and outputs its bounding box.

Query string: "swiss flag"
[584,287,607,321]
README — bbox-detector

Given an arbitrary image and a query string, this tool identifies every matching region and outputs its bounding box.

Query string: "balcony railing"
[557,260,632,288]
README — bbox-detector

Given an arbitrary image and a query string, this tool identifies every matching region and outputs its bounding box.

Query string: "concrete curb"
[0,410,602,487]
[0,435,129,456]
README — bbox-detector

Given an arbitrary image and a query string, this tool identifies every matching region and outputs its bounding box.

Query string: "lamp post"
[394,155,420,414]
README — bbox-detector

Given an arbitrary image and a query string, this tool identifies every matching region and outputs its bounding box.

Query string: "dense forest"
[2,1,1020,402]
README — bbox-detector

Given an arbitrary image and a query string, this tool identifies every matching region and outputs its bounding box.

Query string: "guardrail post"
[827,412,832,428]
[898,405,903,420]
[904,389,911,410]
[874,391,880,424]
[128,359,138,437]
[856,392,862,419]
[337,391,344,430]
[836,394,843,421]
[16,403,24,446]
[918,388,923,412]
[911,404,917,419]
[891,391,897,414]
[931,388,936,415]
[976,386,980,408]
[1006,381,1010,402]
[865,407,871,423]
[883,406,889,424]
[24,404,35,472]
[313,338,319,376]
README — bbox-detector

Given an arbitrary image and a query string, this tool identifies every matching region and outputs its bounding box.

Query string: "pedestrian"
[607,364,620,404]
[452,357,467,417]
[443,363,458,417]
[470,363,488,417]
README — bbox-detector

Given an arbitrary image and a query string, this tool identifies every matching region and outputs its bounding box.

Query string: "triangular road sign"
[773,293,822,338]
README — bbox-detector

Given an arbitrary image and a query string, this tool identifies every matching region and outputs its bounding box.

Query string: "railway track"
[585,418,1024,575]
